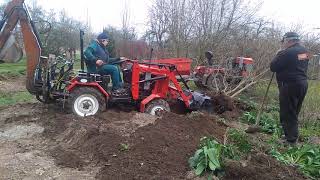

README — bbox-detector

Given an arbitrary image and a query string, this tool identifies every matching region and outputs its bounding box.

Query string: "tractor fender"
[67,81,110,99]
[139,94,161,112]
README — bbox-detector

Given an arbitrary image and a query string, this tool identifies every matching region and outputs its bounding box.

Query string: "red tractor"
[64,57,212,117]
[192,56,254,91]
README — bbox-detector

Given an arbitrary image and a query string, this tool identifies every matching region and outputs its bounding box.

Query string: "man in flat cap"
[270,32,309,145]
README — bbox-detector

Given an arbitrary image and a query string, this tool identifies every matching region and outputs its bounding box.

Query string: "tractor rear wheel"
[68,87,106,117]
[145,99,170,116]
[207,74,225,92]
[194,79,205,88]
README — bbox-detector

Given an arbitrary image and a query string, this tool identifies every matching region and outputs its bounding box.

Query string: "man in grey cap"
[270,32,309,145]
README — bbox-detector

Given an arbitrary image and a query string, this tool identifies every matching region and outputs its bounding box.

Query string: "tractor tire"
[68,87,106,117]
[207,74,225,92]
[145,99,170,116]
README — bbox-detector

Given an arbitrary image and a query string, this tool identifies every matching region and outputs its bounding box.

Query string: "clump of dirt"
[210,93,235,114]
[223,152,305,180]
[169,100,189,114]
[204,92,253,121]
[96,112,227,179]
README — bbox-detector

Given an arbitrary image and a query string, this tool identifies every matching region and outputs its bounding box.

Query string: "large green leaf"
[195,162,206,176]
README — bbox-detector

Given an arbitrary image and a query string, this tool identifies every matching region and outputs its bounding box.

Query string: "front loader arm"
[0,0,42,94]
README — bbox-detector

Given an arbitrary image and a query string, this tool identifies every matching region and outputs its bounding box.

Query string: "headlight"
[80,79,88,83]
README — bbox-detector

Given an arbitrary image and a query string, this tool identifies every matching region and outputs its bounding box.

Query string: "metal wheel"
[69,87,106,117]
[145,99,170,116]
[207,73,225,92]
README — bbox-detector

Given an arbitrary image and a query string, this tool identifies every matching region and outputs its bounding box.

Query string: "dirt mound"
[223,152,305,180]
[96,112,227,179]
[38,110,227,179]
[49,146,86,169]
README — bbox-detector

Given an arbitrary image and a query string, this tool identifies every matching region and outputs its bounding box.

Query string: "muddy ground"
[0,78,306,180]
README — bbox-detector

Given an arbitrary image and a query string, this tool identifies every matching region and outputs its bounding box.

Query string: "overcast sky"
[3,0,320,35]
[26,0,151,35]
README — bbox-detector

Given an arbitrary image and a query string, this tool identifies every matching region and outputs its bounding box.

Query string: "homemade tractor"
[193,56,254,91]
[0,0,213,117]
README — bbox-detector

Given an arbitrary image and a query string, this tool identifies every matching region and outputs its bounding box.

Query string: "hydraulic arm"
[0,0,42,94]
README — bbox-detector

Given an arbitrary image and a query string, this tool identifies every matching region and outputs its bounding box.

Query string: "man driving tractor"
[84,32,126,94]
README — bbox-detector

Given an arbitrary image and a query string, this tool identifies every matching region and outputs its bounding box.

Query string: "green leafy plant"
[228,129,252,155]
[238,97,258,110]
[188,137,223,176]
[223,144,240,160]
[241,111,280,134]
[270,145,320,179]
[259,112,280,134]
[241,111,257,124]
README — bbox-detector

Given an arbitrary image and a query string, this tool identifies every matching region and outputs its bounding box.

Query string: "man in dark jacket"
[84,32,124,93]
[270,32,309,145]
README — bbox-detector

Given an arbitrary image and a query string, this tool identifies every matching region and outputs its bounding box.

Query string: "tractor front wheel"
[68,87,106,117]
[145,99,170,116]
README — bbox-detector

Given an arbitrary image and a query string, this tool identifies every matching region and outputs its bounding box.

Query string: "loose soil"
[223,152,305,180]
[0,81,307,179]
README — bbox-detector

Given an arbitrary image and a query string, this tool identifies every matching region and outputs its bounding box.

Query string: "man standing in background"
[270,32,309,145]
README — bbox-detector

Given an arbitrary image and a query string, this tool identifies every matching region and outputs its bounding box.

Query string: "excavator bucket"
[0,34,23,63]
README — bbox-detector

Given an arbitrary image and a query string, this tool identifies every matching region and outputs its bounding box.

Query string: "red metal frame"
[193,57,254,84]
[142,58,192,75]
[132,61,192,112]
[66,78,110,98]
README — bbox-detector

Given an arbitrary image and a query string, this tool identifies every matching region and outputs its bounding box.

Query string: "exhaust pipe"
[80,30,85,72]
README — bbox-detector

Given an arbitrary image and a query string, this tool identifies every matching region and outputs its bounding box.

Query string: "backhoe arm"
[0,0,42,94]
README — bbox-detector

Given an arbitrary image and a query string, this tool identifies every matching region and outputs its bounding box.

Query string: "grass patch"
[300,80,320,126]
[253,81,279,105]
[0,59,27,78]
[300,126,320,140]
[0,91,34,107]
